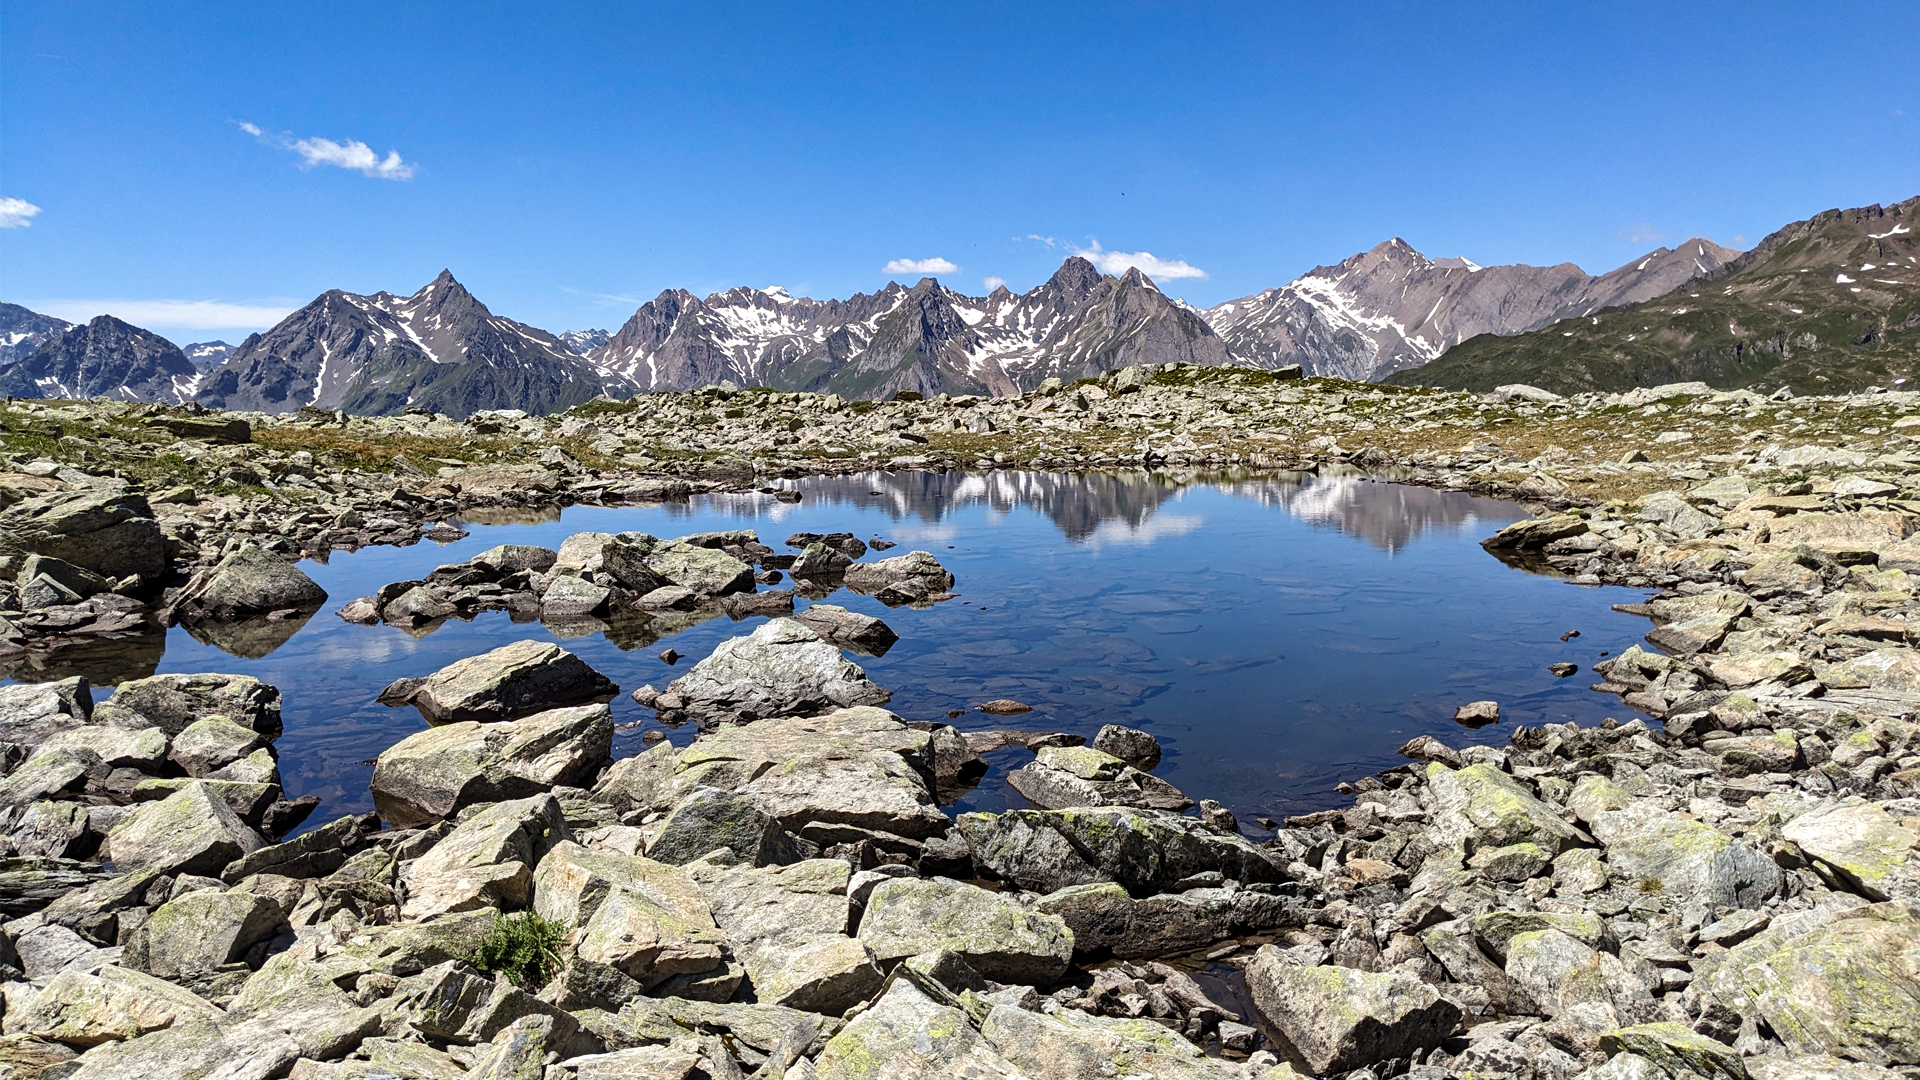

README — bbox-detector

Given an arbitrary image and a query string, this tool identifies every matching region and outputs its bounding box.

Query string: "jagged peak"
[1047,256,1102,296]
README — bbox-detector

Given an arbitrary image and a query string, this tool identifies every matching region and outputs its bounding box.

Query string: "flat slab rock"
[398,639,618,724]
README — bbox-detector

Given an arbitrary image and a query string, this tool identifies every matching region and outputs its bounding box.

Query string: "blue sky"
[3,2,1915,343]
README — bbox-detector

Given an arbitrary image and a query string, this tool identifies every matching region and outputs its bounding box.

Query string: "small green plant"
[462,912,569,989]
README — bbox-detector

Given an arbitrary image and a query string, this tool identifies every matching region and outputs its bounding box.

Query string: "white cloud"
[883,256,959,276]
[239,121,416,180]
[0,197,42,228]
[29,299,296,330]
[1021,234,1057,247]
[983,276,1008,291]
[1069,239,1208,281]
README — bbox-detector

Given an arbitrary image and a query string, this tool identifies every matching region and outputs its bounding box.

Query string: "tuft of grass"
[462,911,569,989]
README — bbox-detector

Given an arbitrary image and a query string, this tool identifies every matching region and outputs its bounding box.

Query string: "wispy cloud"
[1022,234,1058,247]
[238,120,416,180]
[1616,222,1665,245]
[28,299,297,330]
[883,256,959,276]
[983,276,1008,291]
[1069,239,1207,281]
[0,197,42,229]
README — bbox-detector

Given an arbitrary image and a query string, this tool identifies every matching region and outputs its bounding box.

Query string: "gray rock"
[11,964,222,1047]
[0,746,100,806]
[790,542,852,578]
[645,786,809,867]
[663,618,890,724]
[790,604,898,655]
[981,1002,1242,1079]
[1089,724,1161,769]
[857,876,1073,984]
[0,489,165,580]
[93,672,281,739]
[1244,948,1462,1075]
[470,544,558,575]
[124,888,288,979]
[531,841,726,987]
[599,533,668,592]
[1005,745,1192,811]
[400,794,570,920]
[106,781,266,877]
[691,858,881,1015]
[1032,881,1297,960]
[14,922,107,980]
[0,676,93,749]
[843,550,954,601]
[407,640,618,724]
[644,540,754,597]
[175,542,328,619]
[371,703,613,827]
[955,806,1290,896]
[168,716,268,777]
[541,574,610,619]
[809,979,1020,1080]
[38,723,168,772]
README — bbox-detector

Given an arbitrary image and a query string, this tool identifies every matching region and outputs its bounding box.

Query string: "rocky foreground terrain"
[3,365,1920,1077]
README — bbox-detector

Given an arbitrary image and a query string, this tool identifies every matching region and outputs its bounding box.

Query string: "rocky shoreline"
[2,366,1920,1077]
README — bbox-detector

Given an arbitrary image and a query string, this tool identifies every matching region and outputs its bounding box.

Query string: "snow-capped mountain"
[1203,238,1740,380]
[182,341,235,371]
[0,302,73,368]
[593,257,1232,398]
[198,271,614,417]
[558,329,609,355]
[0,315,199,403]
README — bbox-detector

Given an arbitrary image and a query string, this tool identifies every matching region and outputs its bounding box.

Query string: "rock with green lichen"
[531,840,726,988]
[1423,761,1583,855]
[954,805,1288,896]
[808,979,1022,1080]
[1598,1022,1750,1080]
[689,858,881,1016]
[1781,800,1919,901]
[123,889,288,980]
[399,794,570,920]
[369,704,612,828]
[980,1002,1244,1078]
[105,781,266,877]
[11,965,223,1047]
[1244,948,1461,1075]
[858,877,1072,985]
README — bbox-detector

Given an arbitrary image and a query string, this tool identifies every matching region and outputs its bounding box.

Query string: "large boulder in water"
[664,618,890,724]
[843,550,954,604]
[174,542,327,620]
[93,672,281,738]
[371,703,614,827]
[403,640,618,724]
[0,489,166,580]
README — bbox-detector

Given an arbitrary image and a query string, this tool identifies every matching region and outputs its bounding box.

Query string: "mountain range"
[4,192,1911,413]
[1392,195,1920,394]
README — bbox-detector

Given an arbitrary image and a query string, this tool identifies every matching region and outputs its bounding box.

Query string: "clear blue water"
[7,469,1656,825]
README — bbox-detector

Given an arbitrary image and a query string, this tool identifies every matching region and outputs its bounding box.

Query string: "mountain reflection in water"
[0,469,1655,824]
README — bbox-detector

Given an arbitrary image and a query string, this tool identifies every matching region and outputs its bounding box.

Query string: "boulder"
[808,979,1020,1080]
[981,1002,1242,1080]
[371,704,613,827]
[540,575,610,619]
[168,716,268,777]
[790,543,852,579]
[790,603,898,655]
[1581,782,1781,909]
[554,532,616,576]
[400,795,570,920]
[843,550,954,602]
[106,782,266,877]
[955,806,1290,896]
[645,785,808,867]
[1769,510,1913,564]
[407,640,618,724]
[1782,801,1920,901]
[644,540,754,596]
[1006,745,1192,811]
[668,708,947,845]
[93,672,281,738]
[175,542,328,619]
[1244,949,1462,1075]
[1424,762,1583,855]
[10,964,223,1047]
[0,676,93,749]
[0,489,165,579]
[1089,724,1161,769]
[691,858,881,1015]
[1033,881,1300,960]
[0,747,100,806]
[591,741,679,815]
[1599,1023,1750,1080]
[38,723,167,771]
[124,889,288,979]
[532,842,726,986]
[663,618,890,724]
[1704,903,1920,1065]
[470,544,558,575]
[858,876,1073,984]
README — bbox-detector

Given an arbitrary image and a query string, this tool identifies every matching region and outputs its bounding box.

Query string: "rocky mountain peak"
[1047,257,1103,299]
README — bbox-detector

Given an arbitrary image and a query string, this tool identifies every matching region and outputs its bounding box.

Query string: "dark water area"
[1,469,1657,827]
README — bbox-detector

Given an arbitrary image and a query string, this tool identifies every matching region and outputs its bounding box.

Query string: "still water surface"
[7,469,1657,824]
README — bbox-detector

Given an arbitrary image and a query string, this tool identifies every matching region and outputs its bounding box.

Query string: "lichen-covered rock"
[400,795,570,920]
[691,858,880,1015]
[643,540,754,597]
[1423,762,1582,855]
[663,618,890,724]
[954,806,1290,896]
[105,781,266,877]
[406,640,618,724]
[531,841,726,987]
[644,785,806,867]
[0,489,166,580]
[370,703,613,827]
[809,979,1022,1080]
[93,672,282,738]
[1598,1022,1749,1080]
[11,965,223,1047]
[168,716,268,777]
[790,603,898,655]
[842,550,955,600]
[1580,781,1781,909]
[123,889,288,979]
[0,676,93,749]
[1782,801,1920,901]
[175,542,328,620]
[858,877,1073,984]
[1704,902,1920,1065]
[981,1002,1243,1079]
[1244,949,1462,1075]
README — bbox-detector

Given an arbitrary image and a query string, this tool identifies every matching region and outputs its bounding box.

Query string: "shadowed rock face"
[0,315,197,404]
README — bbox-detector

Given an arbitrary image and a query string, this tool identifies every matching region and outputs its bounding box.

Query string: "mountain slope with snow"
[594,257,1232,397]
[0,315,199,403]
[0,302,74,368]
[198,271,615,417]
[1202,238,1738,380]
